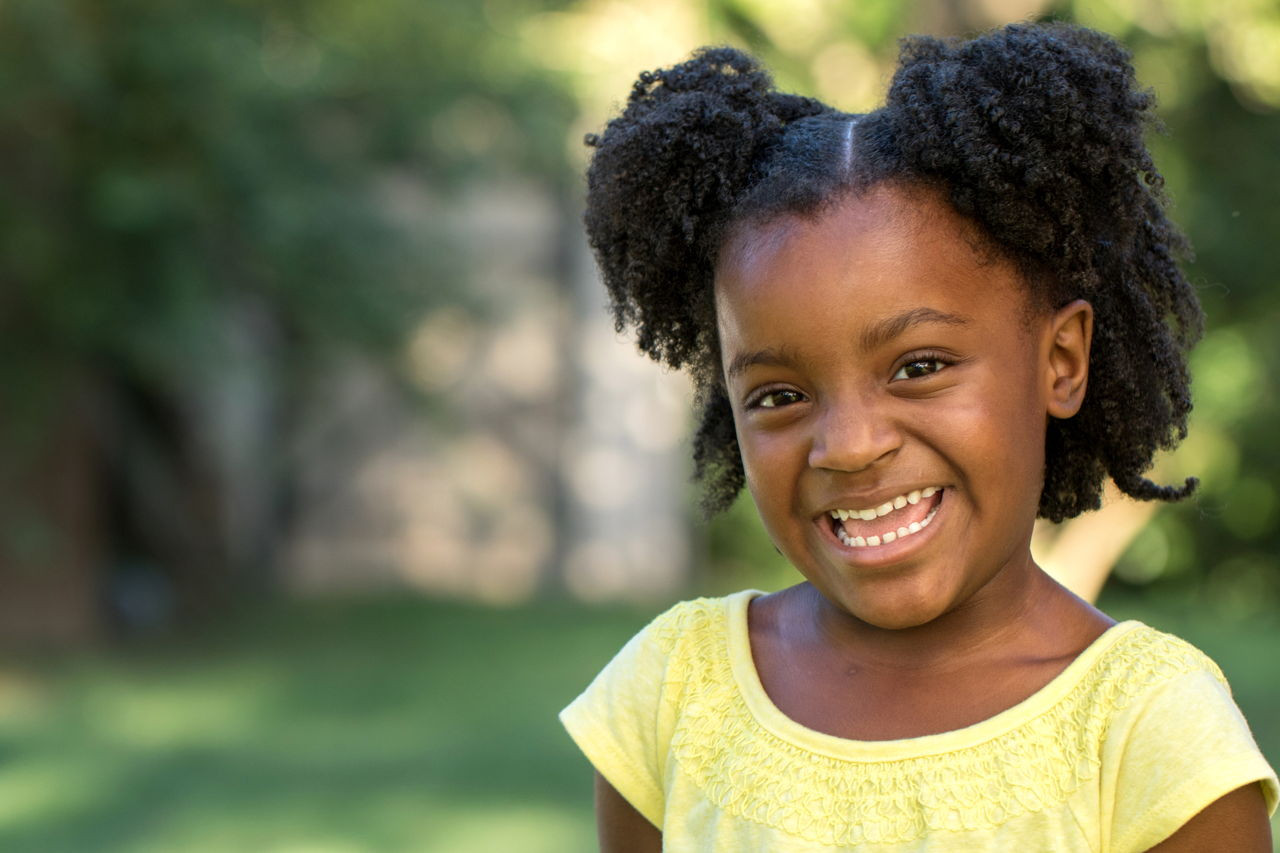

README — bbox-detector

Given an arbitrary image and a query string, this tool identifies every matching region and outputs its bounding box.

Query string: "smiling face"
[715,184,1091,630]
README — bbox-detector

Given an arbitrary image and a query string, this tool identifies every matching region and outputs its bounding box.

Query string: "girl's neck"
[748,555,1115,742]
[798,555,1106,675]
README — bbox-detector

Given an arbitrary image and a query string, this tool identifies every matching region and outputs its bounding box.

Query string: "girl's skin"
[594,184,1272,852]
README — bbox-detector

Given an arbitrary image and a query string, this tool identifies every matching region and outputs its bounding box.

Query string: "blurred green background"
[0,0,1277,850]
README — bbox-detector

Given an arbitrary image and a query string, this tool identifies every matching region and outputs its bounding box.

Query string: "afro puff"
[584,23,1201,521]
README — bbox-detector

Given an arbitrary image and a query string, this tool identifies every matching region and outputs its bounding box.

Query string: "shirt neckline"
[724,588,1143,762]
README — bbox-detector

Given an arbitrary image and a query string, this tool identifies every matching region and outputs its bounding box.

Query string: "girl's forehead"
[713,185,1033,342]
[718,184,985,284]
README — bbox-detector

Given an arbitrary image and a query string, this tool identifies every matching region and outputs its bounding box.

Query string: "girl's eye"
[751,389,804,409]
[893,359,947,380]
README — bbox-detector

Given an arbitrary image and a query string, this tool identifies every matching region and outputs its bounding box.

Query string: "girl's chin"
[845,598,954,631]
[805,577,957,631]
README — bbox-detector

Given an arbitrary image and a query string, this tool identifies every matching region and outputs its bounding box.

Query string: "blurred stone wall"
[283,179,694,603]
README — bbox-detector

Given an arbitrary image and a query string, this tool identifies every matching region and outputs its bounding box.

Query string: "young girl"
[560,22,1278,852]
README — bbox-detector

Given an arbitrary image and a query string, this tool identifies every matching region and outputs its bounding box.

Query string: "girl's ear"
[1045,299,1093,419]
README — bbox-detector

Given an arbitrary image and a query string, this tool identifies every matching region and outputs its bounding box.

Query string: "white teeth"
[836,501,941,549]
[830,487,943,521]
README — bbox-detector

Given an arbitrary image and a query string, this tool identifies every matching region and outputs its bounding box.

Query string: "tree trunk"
[0,383,104,646]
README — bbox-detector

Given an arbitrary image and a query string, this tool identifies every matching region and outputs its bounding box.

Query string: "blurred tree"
[3,0,1274,637]
[0,0,574,640]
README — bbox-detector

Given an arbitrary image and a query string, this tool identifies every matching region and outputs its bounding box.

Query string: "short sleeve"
[1107,664,1279,853]
[559,603,688,828]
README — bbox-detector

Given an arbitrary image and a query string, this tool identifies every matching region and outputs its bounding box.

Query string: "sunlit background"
[1,0,1277,850]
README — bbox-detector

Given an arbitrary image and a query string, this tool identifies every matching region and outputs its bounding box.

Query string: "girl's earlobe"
[1046,299,1093,419]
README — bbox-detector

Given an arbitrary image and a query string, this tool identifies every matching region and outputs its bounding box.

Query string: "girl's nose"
[807,398,902,473]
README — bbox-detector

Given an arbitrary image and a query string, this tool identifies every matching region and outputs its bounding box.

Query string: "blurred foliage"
[1,0,1277,620]
[1107,19,1280,611]
[0,0,575,408]
[0,0,574,615]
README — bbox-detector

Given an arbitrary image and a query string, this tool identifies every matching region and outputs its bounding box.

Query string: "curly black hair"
[583,22,1202,522]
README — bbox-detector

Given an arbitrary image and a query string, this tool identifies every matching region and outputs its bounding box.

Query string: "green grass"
[0,590,1274,851]
[0,596,654,853]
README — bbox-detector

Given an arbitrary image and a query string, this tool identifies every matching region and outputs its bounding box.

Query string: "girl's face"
[715,184,1091,630]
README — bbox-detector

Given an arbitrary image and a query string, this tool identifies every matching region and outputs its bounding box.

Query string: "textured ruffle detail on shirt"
[663,600,1225,847]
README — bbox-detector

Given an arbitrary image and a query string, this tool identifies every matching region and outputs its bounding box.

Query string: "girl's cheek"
[738,430,777,476]
[741,426,790,462]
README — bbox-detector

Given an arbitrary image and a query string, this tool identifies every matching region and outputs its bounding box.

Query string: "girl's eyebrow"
[860,307,970,350]
[725,308,971,380]
[725,344,803,381]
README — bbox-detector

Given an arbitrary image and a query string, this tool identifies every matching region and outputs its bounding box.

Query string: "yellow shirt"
[561,590,1278,851]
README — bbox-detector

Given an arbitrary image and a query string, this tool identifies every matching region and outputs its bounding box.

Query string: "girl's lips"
[817,489,947,565]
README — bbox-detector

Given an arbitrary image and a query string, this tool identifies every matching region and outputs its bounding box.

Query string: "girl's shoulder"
[633,588,758,655]
[1074,621,1226,696]
[1082,623,1279,850]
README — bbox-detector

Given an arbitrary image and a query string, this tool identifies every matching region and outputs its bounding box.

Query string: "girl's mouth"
[827,487,944,548]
